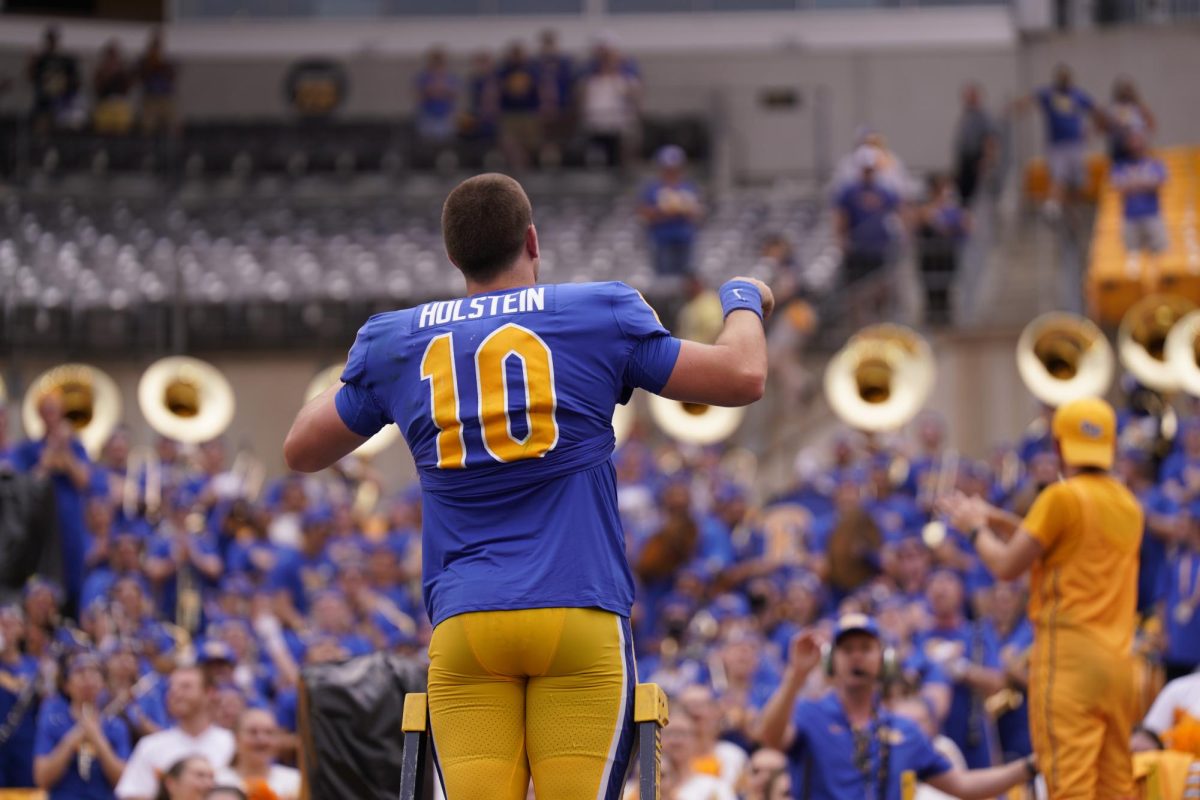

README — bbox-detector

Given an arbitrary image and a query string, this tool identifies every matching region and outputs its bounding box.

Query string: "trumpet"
[21,363,122,457]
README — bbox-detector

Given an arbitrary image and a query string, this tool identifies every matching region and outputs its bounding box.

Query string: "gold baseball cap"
[1052,397,1116,469]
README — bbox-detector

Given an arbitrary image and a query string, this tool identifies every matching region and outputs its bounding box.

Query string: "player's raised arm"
[283,383,370,473]
[658,276,774,407]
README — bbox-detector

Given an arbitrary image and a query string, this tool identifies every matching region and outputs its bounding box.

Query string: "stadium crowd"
[1,375,1200,799]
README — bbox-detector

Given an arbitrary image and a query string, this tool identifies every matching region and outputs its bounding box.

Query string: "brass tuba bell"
[823,324,936,432]
[1119,294,1196,393]
[21,364,122,456]
[1016,312,1115,407]
[304,363,399,458]
[138,356,235,444]
[1165,309,1200,397]
[646,395,746,446]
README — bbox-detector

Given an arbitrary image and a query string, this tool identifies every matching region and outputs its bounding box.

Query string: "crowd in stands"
[26,26,177,137]
[416,30,643,170]
[3,366,1200,798]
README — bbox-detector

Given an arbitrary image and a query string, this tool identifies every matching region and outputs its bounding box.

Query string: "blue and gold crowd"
[2,387,1200,799]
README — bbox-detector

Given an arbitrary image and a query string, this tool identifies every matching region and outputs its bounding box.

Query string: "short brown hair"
[441,173,532,283]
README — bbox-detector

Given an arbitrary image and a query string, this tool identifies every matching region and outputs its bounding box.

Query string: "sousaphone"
[1016,312,1115,407]
[824,324,936,432]
[138,356,235,444]
[22,363,122,456]
[1165,309,1200,397]
[304,364,399,458]
[646,396,745,446]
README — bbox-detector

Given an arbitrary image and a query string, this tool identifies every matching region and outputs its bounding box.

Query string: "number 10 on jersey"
[420,323,559,469]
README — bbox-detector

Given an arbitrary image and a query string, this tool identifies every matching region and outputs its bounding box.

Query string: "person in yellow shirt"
[940,397,1143,799]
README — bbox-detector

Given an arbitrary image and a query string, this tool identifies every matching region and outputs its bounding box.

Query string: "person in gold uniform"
[941,397,1142,799]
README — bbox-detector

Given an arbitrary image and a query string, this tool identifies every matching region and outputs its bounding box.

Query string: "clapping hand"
[935,491,989,533]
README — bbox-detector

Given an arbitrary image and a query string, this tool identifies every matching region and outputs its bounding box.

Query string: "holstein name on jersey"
[417,287,547,330]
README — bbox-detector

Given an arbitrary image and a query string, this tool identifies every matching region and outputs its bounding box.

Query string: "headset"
[821,639,899,683]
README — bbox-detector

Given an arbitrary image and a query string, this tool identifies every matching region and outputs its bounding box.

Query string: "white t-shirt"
[115,724,236,799]
[676,772,736,800]
[712,741,748,790]
[1143,672,1200,734]
[214,764,302,800]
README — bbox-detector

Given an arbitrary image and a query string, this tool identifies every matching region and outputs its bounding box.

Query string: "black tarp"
[299,652,430,800]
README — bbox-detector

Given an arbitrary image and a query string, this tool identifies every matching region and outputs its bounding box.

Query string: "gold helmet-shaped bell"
[646,395,746,446]
[1166,309,1200,397]
[304,363,400,458]
[824,324,936,432]
[1016,312,1115,407]
[1119,294,1196,393]
[22,364,122,456]
[138,356,235,444]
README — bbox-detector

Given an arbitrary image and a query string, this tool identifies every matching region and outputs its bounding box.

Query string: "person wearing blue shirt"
[414,47,459,144]
[1117,448,1182,612]
[284,173,772,800]
[639,145,703,277]
[1157,518,1200,682]
[916,570,1005,768]
[757,614,1035,800]
[1027,64,1101,215]
[835,147,901,285]
[0,605,41,788]
[80,529,144,612]
[33,651,129,799]
[496,42,541,169]
[1111,131,1169,255]
[986,581,1034,762]
[12,393,93,616]
[265,515,335,625]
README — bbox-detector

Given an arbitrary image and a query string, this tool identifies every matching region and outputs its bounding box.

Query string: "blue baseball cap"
[832,613,881,645]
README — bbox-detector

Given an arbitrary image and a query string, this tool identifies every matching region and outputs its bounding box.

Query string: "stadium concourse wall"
[7,329,1036,494]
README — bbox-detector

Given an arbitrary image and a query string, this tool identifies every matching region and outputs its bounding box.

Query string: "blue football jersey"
[335,281,681,625]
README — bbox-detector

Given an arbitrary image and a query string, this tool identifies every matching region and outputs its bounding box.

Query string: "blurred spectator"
[833,128,914,199]
[13,393,93,616]
[1110,131,1168,255]
[104,640,167,743]
[822,480,882,600]
[136,29,177,137]
[1157,513,1200,682]
[0,605,40,787]
[639,145,702,277]
[1022,63,1102,217]
[414,47,459,145]
[915,174,970,327]
[677,684,747,791]
[985,582,1033,762]
[156,755,215,800]
[834,146,902,288]
[581,43,642,169]
[33,650,129,797]
[93,41,135,136]
[27,26,82,133]
[658,708,736,800]
[952,84,1000,208]
[1106,77,1156,165]
[214,708,301,799]
[1132,670,1200,752]
[915,570,1004,768]
[461,51,500,145]
[739,747,788,800]
[497,43,542,169]
[675,277,723,345]
[206,789,245,800]
[115,667,234,800]
[757,618,1033,799]
[536,30,575,162]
